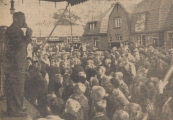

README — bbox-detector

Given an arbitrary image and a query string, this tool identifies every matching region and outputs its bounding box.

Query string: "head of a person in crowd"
[90,86,106,101]
[139,50,148,60]
[133,48,139,55]
[104,58,112,67]
[13,12,26,28]
[48,97,65,115]
[112,47,117,53]
[65,67,72,74]
[114,72,123,81]
[124,45,130,52]
[86,59,94,69]
[74,58,81,66]
[150,56,159,67]
[76,51,81,58]
[124,103,142,119]
[90,77,99,88]
[77,71,87,84]
[90,69,98,78]
[62,54,68,61]
[122,51,129,59]
[70,56,75,65]
[32,57,40,69]
[111,78,120,89]
[73,83,86,95]
[118,58,127,68]
[153,49,160,57]
[114,50,121,59]
[94,52,100,61]
[112,110,129,120]
[104,50,111,58]
[63,73,71,87]
[98,66,106,76]
[88,51,94,58]
[50,58,56,66]
[93,99,106,113]
[136,67,148,77]
[55,74,63,85]
[65,98,81,115]
[148,45,155,53]
[54,56,61,67]
[41,53,48,61]
[147,77,159,89]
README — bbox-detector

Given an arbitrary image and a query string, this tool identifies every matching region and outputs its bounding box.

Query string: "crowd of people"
[25,43,173,120]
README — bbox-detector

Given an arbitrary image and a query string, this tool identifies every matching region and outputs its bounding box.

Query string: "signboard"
[135,22,145,32]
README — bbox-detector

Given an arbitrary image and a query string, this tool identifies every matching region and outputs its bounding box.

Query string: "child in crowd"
[91,99,109,120]
[70,83,89,120]
[63,98,84,120]
[112,110,129,120]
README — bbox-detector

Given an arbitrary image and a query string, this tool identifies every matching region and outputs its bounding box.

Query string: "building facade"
[31,25,84,45]
[130,0,173,48]
[83,2,133,50]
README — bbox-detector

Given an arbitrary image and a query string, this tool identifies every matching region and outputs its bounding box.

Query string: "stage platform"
[0,98,40,120]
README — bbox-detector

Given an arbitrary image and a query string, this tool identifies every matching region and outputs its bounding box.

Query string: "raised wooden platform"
[0,98,40,120]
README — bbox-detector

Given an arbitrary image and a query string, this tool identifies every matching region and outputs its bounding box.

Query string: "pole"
[69,6,73,44]
[40,3,69,52]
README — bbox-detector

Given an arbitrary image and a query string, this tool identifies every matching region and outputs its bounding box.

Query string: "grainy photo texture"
[0,0,173,120]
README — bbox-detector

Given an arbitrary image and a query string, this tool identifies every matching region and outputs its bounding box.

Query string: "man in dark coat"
[4,12,32,117]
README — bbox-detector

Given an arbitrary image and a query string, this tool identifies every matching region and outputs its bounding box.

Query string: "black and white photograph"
[0,0,173,119]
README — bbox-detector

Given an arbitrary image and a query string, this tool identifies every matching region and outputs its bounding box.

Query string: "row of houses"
[83,0,173,50]
[31,25,84,45]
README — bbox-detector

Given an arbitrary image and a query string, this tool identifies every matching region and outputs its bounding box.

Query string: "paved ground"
[0,98,40,120]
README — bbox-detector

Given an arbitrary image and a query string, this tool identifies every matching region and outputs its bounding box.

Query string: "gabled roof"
[132,0,173,32]
[85,2,134,35]
[89,7,113,23]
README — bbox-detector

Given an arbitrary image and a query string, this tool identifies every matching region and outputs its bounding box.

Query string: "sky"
[0,0,142,34]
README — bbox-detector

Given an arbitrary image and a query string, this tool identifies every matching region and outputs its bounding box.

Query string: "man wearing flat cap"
[4,12,32,117]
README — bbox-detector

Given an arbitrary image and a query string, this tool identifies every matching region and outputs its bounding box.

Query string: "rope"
[40,2,70,53]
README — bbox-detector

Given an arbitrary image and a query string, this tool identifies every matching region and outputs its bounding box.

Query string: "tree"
[53,8,81,25]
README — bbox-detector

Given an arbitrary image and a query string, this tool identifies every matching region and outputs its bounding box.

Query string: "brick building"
[83,2,134,50]
[130,0,173,48]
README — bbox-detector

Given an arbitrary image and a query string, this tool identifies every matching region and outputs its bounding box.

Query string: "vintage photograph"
[0,0,173,119]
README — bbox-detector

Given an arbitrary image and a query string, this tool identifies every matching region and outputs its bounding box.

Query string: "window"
[114,18,122,28]
[109,36,112,42]
[137,35,146,46]
[67,36,80,43]
[137,15,142,21]
[137,14,146,23]
[50,36,59,41]
[115,35,123,40]
[89,22,96,31]
[90,24,92,31]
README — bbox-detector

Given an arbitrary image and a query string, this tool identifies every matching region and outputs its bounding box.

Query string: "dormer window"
[89,22,96,31]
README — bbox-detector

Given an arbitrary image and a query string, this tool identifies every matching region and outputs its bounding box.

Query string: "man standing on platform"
[4,12,32,117]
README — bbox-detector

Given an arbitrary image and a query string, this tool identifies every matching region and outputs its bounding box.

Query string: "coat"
[4,23,31,113]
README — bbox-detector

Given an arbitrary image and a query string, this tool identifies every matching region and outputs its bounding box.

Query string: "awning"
[40,0,87,6]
